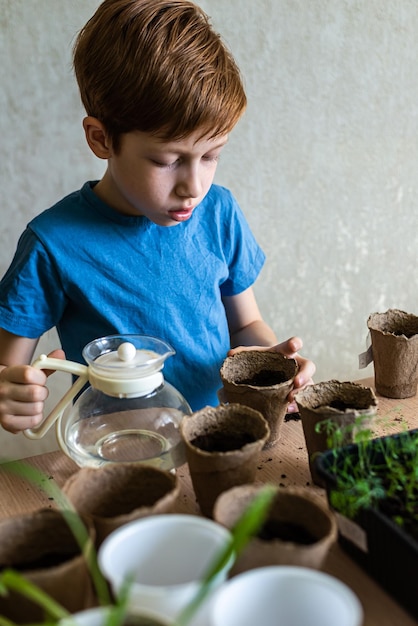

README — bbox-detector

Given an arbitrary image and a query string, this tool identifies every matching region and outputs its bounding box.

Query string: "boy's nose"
[176,167,202,199]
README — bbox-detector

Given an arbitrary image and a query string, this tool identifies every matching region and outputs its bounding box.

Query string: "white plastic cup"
[210,566,363,626]
[98,514,233,623]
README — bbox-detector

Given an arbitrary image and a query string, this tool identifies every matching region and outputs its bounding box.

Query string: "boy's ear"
[83,116,112,159]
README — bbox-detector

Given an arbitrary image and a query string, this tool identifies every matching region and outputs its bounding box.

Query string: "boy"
[0,0,315,434]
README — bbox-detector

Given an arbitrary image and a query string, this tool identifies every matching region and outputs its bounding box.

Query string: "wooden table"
[0,377,417,626]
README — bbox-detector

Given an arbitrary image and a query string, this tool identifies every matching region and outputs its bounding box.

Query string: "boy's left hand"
[228,336,315,413]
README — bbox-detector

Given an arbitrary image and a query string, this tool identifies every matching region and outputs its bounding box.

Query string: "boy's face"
[95,129,228,226]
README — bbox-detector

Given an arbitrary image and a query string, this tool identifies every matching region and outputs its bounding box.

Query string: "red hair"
[73,0,247,151]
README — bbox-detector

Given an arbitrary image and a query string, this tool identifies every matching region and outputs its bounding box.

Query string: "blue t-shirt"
[0,182,265,410]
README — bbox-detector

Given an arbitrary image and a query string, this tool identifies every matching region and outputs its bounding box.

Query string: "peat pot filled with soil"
[180,404,270,517]
[213,483,337,575]
[219,351,298,448]
[0,508,96,622]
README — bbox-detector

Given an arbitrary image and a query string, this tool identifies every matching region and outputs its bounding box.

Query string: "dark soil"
[284,412,301,422]
[391,330,417,338]
[191,431,256,452]
[257,519,317,544]
[316,399,363,411]
[1,550,78,571]
[236,369,288,386]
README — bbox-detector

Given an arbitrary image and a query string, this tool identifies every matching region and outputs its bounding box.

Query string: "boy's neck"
[93,170,141,217]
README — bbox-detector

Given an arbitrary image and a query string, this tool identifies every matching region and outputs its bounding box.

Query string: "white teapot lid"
[94,343,162,375]
[85,338,174,398]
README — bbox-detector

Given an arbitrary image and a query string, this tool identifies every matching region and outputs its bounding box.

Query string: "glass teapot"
[24,335,192,470]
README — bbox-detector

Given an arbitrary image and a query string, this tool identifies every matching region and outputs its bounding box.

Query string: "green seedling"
[316,416,418,528]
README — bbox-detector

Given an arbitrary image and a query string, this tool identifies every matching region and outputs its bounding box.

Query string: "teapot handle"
[23,355,89,440]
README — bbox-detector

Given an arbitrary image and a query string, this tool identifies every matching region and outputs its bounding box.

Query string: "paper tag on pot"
[336,513,368,554]
[358,333,373,369]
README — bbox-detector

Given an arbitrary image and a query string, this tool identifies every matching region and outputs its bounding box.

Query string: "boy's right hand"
[0,349,65,434]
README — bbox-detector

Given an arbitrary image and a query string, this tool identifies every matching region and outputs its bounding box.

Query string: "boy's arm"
[0,329,39,366]
[223,287,316,407]
[0,329,63,433]
[223,287,277,348]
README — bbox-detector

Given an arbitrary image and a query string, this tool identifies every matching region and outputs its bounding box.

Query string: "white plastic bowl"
[98,514,233,623]
[210,565,363,626]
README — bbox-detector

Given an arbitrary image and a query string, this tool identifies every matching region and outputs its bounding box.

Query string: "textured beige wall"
[2,1,418,457]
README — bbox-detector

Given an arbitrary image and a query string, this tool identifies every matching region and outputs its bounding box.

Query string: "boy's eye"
[203,154,220,162]
[150,154,220,168]
[151,159,179,168]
